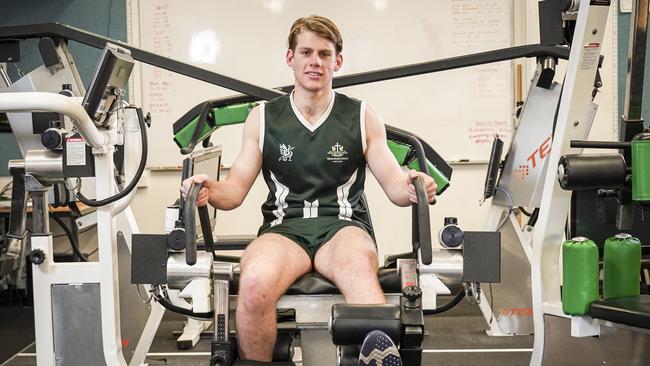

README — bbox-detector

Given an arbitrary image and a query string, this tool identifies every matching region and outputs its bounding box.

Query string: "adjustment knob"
[403,285,422,302]
[41,127,64,150]
[59,84,74,97]
[439,217,464,248]
[29,249,46,265]
[167,228,186,251]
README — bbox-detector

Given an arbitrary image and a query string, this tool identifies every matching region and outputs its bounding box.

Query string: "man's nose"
[309,54,322,66]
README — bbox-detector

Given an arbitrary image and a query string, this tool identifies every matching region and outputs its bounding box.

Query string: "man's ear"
[334,53,343,72]
[286,48,295,68]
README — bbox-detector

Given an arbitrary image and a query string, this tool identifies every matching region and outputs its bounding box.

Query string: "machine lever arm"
[183,183,205,265]
[414,178,432,265]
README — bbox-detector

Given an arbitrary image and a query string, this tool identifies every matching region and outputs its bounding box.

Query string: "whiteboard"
[132,0,513,166]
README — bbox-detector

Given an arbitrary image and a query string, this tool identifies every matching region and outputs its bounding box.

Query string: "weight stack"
[562,237,599,315]
[604,233,641,299]
[632,133,650,201]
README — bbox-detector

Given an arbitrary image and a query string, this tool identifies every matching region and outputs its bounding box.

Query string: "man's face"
[286,30,342,93]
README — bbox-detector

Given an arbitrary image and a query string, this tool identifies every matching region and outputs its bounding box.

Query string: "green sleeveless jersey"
[259,91,372,231]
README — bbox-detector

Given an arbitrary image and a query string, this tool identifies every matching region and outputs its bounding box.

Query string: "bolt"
[592,29,598,35]
[573,120,580,126]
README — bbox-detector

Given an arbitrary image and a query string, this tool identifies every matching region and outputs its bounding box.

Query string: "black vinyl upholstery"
[330,304,401,345]
[589,295,650,330]
[229,268,402,295]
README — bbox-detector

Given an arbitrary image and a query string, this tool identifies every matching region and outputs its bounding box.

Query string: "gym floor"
[0,295,533,366]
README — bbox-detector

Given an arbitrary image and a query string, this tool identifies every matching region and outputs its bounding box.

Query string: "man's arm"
[181,105,263,210]
[364,105,437,207]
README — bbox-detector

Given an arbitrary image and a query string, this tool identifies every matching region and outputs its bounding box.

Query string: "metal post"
[622,0,649,122]
[618,0,649,230]
[529,1,610,365]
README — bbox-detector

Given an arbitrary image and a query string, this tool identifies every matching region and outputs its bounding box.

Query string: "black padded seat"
[589,295,650,330]
[230,268,402,295]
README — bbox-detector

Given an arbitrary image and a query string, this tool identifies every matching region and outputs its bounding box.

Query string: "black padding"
[131,234,168,284]
[330,304,401,346]
[0,40,20,62]
[338,345,361,366]
[589,295,650,330]
[230,268,401,295]
[38,37,61,67]
[462,231,501,283]
[272,329,295,361]
[558,154,627,190]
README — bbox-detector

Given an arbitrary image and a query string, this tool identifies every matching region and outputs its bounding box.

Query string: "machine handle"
[414,177,432,265]
[183,182,203,265]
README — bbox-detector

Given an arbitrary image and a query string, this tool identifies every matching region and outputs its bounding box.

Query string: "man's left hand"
[407,170,437,204]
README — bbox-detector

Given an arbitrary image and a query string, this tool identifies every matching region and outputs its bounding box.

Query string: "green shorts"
[258,217,374,261]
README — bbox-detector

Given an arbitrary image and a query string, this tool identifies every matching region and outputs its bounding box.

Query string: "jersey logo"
[279,143,295,161]
[327,142,349,163]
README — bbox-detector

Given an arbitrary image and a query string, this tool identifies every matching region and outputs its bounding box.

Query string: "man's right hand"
[180,174,211,207]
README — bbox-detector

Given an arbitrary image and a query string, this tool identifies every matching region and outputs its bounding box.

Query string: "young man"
[181,15,437,362]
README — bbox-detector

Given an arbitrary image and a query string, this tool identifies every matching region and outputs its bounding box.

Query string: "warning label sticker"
[580,42,600,70]
[66,137,86,166]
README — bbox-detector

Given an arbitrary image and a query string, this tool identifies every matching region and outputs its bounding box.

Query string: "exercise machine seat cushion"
[589,295,650,330]
[230,268,401,295]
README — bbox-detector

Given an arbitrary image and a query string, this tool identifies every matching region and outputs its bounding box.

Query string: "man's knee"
[331,242,379,269]
[237,271,280,314]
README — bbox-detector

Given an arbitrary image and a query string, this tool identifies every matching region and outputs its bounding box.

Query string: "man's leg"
[236,233,311,361]
[314,226,385,304]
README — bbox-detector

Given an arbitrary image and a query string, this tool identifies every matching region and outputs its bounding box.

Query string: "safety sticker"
[66,137,86,166]
[580,42,600,70]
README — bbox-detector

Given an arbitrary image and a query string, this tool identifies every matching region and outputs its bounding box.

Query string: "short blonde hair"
[287,15,343,54]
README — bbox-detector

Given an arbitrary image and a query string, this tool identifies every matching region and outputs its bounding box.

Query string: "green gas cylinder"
[604,233,641,299]
[562,237,599,316]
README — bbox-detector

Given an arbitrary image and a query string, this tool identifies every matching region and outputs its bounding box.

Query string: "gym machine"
[481,0,650,365]
[132,108,501,365]
[0,40,153,365]
[2,7,601,363]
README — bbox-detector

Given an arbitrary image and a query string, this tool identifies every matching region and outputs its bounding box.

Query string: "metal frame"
[481,1,611,364]
[0,86,157,365]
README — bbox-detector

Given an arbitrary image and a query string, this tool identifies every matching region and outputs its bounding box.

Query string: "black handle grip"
[184,182,203,265]
[414,177,432,265]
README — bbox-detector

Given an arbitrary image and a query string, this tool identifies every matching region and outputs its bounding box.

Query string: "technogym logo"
[279,143,294,161]
[327,142,348,163]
